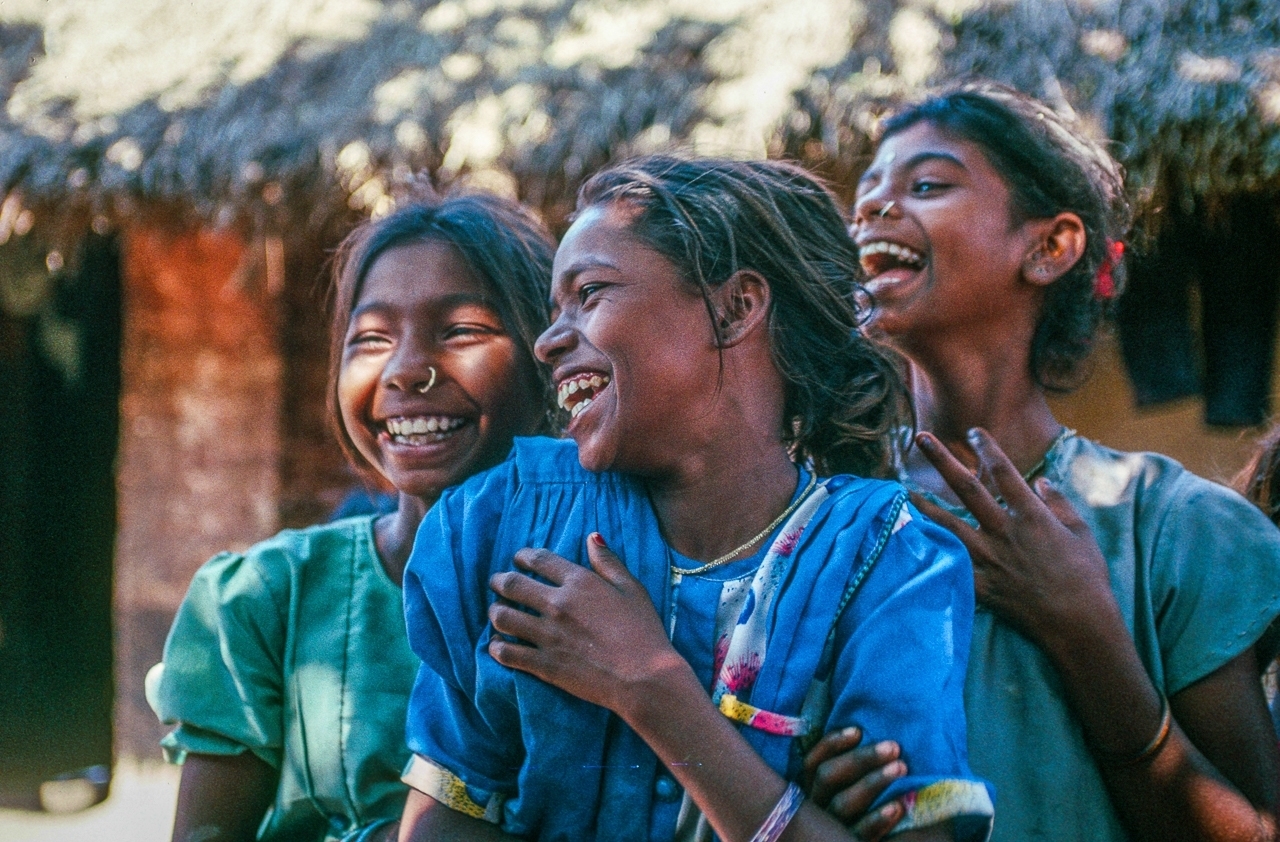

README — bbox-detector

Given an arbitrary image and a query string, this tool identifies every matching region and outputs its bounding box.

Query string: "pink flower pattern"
[724,652,762,693]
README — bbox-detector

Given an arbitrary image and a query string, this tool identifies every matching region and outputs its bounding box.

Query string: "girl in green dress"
[148,193,555,842]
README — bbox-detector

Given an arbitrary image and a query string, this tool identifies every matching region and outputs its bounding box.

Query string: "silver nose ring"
[878,201,896,218]
[413,366,437,394]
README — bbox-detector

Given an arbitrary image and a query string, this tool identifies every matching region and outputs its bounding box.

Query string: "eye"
[578,282,607,304]
[911,179,948,195]
[442,323,502,341]
[346,329,390,348]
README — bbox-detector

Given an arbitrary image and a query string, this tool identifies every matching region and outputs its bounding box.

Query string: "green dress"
[910,433,1280,842]
[147,515,418,841]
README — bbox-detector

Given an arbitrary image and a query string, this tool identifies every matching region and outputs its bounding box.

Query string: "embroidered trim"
[401,754,503,823]
[718,693,809,737]
[896,779,994,833]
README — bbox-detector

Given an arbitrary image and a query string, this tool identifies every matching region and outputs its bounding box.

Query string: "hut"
[3,0,1278,800]
[0,0,879,793]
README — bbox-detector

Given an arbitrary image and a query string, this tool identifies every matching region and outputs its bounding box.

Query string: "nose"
[534,311,575,366]
[383,330,438,394]
[852,188,897,227]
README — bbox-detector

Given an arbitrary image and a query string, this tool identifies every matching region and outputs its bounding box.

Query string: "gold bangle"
[1098,694,1173,767]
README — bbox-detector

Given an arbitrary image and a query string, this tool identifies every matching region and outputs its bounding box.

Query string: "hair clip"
[1094,239,1124,300]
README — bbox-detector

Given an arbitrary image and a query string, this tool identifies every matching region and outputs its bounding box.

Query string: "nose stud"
[878,201,896,218]
[413,366,437,394]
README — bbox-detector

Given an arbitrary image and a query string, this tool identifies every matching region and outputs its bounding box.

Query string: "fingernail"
[915,433,935,451]
[966,427,982,444]
[874,740,898,759]
[590,532,606,547]
[843,726,861,740]
[881,802,902,819]
[885,760,906,778]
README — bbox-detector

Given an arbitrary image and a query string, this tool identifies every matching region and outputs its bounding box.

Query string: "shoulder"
[184,516,376,613]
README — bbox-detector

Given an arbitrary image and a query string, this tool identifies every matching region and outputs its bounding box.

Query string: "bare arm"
[171,752,278,842]
[916,429,1280,842]
[486,537,962,842]
[398,789,520,842]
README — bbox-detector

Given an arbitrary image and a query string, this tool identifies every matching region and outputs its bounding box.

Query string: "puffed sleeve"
[1150,474,1280,694]
[401,460,521,822]
[148,549,288,768]
[827,502,994,841]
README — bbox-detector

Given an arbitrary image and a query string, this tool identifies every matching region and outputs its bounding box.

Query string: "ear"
[1022,212,1086,288]
[710,270,771,348]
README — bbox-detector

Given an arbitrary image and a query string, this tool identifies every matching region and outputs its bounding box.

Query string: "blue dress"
[402,438,993,841]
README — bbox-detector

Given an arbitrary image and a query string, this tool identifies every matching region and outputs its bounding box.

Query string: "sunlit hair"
[880,81,1131,391]
[576,155,910,477]
[1235,425,1280,526]
[326,193,556,484]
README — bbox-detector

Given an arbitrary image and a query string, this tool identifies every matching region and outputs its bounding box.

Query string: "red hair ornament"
[1094,240,1124,300]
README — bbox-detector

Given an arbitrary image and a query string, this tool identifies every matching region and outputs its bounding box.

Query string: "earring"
[877,201,896,218]
[413,366,437,394]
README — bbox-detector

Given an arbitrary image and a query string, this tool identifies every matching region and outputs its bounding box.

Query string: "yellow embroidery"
[899,779,994,831]
[401,755,492,820]
[718,693,756,724]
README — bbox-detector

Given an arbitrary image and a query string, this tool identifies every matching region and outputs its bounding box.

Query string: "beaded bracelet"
[1098,693,1173,767]
[749,782,805,842]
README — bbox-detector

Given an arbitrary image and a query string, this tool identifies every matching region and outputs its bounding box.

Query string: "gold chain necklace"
[669,472,818,577]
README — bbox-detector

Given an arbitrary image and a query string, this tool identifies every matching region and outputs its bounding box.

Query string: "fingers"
[811,741,903,813]
[1033,477,1087,532]
[803,727,864,790]
[966,427,1040,510]
[488,601,542,642]
[585,533,635,590]
[489,566,555,611]
[487,633,545,677]
[915,433,1007,527]
[909,492,978,544]
[849,798,905,842]
[512,548,575,585]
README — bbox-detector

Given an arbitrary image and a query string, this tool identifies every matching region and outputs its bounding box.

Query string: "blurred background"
[2,0,1279,836]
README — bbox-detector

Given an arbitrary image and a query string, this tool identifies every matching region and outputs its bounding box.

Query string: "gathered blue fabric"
[403,437,992,841]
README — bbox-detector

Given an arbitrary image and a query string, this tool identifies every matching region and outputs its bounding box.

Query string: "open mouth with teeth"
[859,240,927,281]
[557,372,611,419]
[382,415,468,445]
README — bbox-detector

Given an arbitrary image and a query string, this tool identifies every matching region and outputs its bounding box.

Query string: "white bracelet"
[749,782,804,842]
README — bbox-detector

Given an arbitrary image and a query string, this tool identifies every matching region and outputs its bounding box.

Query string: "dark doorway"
[0,232,121,805]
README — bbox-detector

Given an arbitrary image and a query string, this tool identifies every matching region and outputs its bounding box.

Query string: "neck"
[646,426,799,565]
[907,341,1062,476]
[374,492,433,586]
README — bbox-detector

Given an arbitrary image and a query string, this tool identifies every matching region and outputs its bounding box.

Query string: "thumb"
[586,532,633,588]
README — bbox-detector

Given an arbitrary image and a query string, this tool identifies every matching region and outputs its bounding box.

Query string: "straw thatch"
[0,0,872,241]
[5,0,1279,241]
[781,0,1280,226]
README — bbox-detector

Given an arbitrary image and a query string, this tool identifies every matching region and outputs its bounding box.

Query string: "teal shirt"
[913,433,1280,842]
[148,515,417,841]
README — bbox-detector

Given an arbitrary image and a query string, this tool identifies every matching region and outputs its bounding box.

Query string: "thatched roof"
[0,0,868,239]
[4,0,1279,241]
[782,0,1280,224]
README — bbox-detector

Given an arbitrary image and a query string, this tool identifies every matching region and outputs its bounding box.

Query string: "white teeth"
[859,240,924,265]
[571,397,593,418]
[556,373,611,411]
[386,416,465,438]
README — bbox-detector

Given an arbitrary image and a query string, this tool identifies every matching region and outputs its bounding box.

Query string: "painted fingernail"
[885,760,906,778]
[590,532,606,547]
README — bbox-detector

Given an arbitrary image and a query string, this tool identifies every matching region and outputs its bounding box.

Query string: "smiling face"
[852,121,1041,345]
[535,202,723,477]
[337,240,543,501]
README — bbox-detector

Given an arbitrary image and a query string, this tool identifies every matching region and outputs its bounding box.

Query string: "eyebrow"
[350,292,498,319]
[858,150,969,188]
[553,256,621,287]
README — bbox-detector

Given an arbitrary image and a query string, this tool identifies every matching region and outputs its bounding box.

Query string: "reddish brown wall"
[114,225,282,758]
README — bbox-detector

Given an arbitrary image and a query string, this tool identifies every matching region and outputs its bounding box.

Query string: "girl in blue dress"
[398,157,994,842]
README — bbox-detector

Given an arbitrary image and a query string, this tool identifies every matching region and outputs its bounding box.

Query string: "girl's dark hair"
[576,155,911,477]
[880,81,1131,391]
[327,192,556,482]
[1236,425,1280,527]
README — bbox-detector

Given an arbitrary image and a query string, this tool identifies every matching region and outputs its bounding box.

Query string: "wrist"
[618,653,703,731]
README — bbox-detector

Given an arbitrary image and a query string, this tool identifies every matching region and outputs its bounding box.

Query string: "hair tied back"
[1094,239,1124,300]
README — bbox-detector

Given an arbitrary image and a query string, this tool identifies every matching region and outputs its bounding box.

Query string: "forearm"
[621,661,933,842]
[398,789,520,842]
[1037,605,1276,842]
[172,752,278,842]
